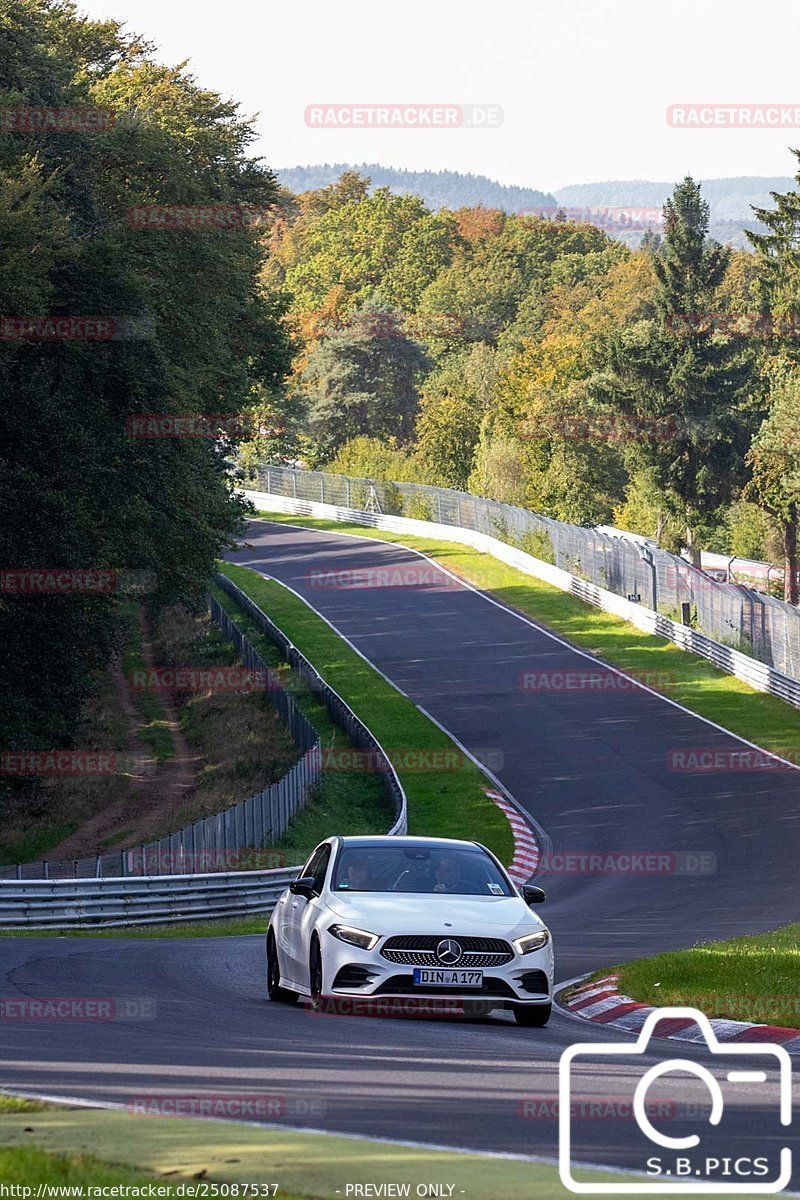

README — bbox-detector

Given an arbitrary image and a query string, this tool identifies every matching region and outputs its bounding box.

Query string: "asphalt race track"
[1,518,798,1183]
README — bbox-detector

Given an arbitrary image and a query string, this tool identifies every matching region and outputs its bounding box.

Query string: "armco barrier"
[0,577,408,926]
[0,869,298,930]
[243,485,800,711]
[213,571,407,837]
[1,596,322,882]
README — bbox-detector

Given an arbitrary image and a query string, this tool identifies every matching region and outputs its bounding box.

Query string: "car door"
[295,844,332,990]
[282,844,330,985]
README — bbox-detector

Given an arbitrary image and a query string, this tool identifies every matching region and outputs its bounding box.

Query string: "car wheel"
[513,1002,551,1027]
[309,936,324,1010]
[266,931,298,1004]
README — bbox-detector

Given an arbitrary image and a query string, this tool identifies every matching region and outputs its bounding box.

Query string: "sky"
[79,0,800,193]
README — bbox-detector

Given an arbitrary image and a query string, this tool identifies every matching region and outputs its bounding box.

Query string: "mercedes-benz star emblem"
[436,938,463,965]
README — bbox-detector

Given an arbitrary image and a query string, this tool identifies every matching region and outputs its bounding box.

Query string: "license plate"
[412,968,483,987]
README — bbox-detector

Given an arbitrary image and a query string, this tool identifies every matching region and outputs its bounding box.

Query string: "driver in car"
[432,855,466,893]
[343,856,372,890]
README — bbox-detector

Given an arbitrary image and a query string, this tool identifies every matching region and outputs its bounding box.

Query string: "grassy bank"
[0,1098,677,1199]
[608,923,800,1029]
[218,564,513,862]
[209,581,394,854]
[250,510,800,761]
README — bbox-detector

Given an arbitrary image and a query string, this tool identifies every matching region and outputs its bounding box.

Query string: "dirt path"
[47,612,199,861]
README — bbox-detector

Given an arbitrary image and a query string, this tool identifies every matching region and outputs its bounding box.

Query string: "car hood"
[323,892,545,937]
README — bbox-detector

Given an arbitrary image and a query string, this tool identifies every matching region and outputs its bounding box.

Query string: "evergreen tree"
[593,178,754,562]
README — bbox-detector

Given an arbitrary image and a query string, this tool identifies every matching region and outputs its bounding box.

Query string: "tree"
[745,367,800,603]
[416,345,498,487]
[0,0,291,757]
[302,303,429,461]
[593,178,754,564]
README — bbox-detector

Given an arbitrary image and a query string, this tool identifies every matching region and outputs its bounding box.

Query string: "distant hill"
[276,163,557,213]
[554,177,794,247]
[277,164,794,248]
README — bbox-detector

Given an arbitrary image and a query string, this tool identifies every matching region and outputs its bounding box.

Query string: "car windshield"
[332,844,514,896]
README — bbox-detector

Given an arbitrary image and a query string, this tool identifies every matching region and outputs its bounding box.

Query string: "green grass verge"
[218,563,513,862]
[0,916,267,939]
[251,510,800,761]
[209,582,393,853]
[608,923,800,1029]
[0,1103,689,1199]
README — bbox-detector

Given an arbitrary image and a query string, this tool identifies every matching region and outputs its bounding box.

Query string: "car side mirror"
[289,875,316,899]
[522,882,546,906]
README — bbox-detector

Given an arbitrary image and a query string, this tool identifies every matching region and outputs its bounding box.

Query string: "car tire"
[266,931,299,1004]
[512,1002,551,1027]
[309,936,324,1010]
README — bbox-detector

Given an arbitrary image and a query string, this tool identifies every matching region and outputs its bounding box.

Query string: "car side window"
[309,845,331,895]
[302,846,324,880]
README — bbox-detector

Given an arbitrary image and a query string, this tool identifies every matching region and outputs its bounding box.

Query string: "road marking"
[248,515,800,772]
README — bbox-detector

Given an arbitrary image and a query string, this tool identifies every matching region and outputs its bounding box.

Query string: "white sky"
[79,0,800,193]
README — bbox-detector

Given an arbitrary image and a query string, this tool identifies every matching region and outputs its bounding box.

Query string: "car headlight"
[514,929,550,955]
[328,924,379,951]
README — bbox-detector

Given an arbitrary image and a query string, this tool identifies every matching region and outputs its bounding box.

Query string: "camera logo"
[559,1007,792,1193]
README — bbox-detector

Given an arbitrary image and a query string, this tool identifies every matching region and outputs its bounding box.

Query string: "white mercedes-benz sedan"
[266,835,553,1026]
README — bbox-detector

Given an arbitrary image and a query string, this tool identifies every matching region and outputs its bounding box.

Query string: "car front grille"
[380,935,513,967]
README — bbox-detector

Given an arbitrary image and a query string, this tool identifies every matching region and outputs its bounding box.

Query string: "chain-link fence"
[250,463,800,681]
[214,572,407,837]
[1,595,322,881]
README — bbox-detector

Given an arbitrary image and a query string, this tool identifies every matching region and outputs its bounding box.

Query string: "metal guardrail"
[250,464,800,681]
[1,598,322,882]
[244,476,800,713]
[213,572,407,838]
[0,576,408,926]
[0,869,298,930]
